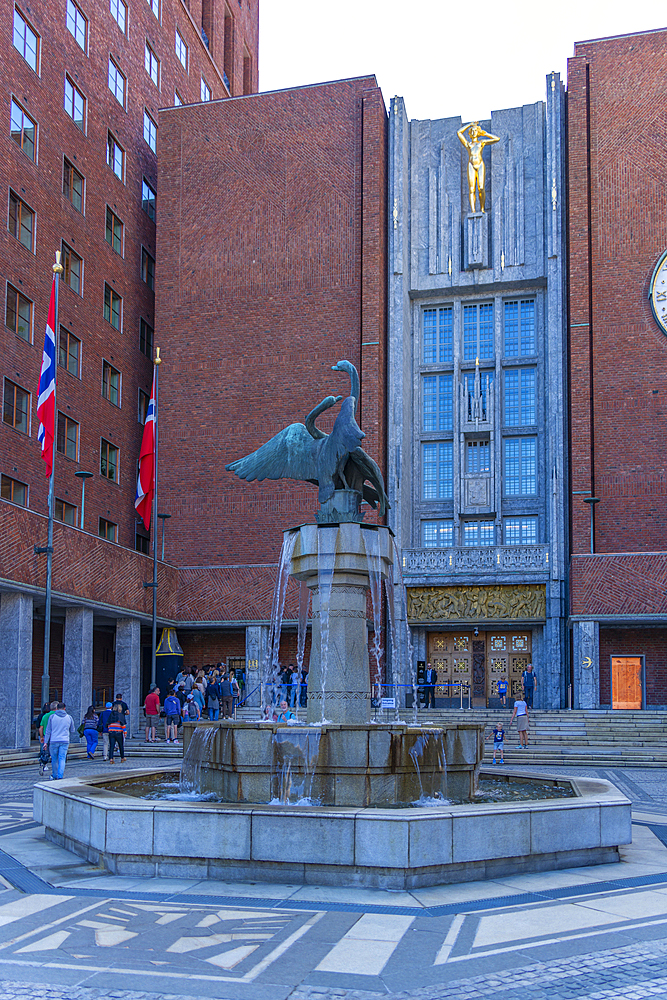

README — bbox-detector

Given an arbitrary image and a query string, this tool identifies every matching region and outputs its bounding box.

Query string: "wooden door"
[487,634,509,703]
[451,634,471,703]
[427,634,451,701]
[612,657,643,710]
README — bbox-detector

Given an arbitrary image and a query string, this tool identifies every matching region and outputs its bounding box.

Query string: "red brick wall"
[570,552,667,616]
[567,30,667,556]
[568,31,667,552]
[155,77,388,568]
[599,627,667,707]
[1,0,258,563]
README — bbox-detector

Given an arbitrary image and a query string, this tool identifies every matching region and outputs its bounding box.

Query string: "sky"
[259,1,667,122]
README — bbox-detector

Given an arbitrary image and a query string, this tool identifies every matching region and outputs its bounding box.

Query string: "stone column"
[115,618,141,736]
[0,593,33,749]
[62,607,93,738]
[245,625,268,708]
[573,620,599,709]
[290,521,393,725]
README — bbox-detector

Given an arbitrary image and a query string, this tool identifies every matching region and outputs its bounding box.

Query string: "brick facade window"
[1,474,28,507]
[13,7,39,72]
[463,520,495,546]
[100,439,118,481]
[135,527,150,553]
[139,318,153,357]
[3,379,30,434]
[63,158,84,212]
[64,76,86,131]
[422,374,453,432]
[6,284,32,342]
[147,0,160,19]
[422,519,453,548]
[102,360,120,406]
[59,327,80,376]
[201,77,211,102]
[466,439,491,474]
[107,132,124,181]
[104,284,121,330]
[504,517,537,545]
[99,517,117,541]
[175,29,187,70]
[503,300,536,358]
[423,307,453,365]
[105,207,123,255]
[8,191,34,251]
[422,441,453,500]
[56,498,77,525]
[141,178,156,220]
[141,248,155,290]
[110,0,127,33]
[66,0,87,51]
[174,90,183,107]
[62,242,83,295]
[504,437,536,496]
[10,100,36,161]
[463,302,493,362]
[138,388,149,423]
[504,368,536,426]
[57,412,79,460]
[145,43,159,87]
[143,110,157,152]
[108,58,126,108]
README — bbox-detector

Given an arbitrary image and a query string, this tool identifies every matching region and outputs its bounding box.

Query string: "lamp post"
[157,512,171,561]
[582,496,601,554]
[74,471,93,531]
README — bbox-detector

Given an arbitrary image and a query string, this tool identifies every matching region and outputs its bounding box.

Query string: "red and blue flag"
[135,369,156,530]
[36,277,57,477]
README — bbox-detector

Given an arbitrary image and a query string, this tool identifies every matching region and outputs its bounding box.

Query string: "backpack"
[187,702,199,720]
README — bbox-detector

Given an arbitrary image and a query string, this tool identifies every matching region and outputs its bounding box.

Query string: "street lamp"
[74,471,93,531]
[582,496,601,554]
[157,512,171,561]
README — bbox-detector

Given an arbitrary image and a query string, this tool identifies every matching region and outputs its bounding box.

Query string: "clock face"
[649,250,667,336]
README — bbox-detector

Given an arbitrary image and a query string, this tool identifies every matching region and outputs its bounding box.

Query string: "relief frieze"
[407,584,546,622]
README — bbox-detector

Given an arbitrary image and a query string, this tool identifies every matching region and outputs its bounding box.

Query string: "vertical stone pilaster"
[573,620,600,709]
[245,625,268,708]
[62,607,93,738]
[0,593,33,748]
[115,618,141,734]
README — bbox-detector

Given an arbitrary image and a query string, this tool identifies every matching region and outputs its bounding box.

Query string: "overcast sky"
[259,1,666,122]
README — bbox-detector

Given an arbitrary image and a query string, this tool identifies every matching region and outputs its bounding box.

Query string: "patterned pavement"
[0,758,665,997]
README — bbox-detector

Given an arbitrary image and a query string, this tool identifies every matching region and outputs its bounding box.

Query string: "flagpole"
[40,251,63,710]
[150,347,161,687]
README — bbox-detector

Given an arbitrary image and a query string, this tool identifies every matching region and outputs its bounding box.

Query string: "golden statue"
[457,121,500,214]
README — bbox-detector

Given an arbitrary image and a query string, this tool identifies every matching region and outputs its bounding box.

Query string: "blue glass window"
[504,369,535,426]
[463,521,495,546]
[422,442,453,500]
[504,437,537,495]
[423,374,453,432]
[504,300,536,357]
[463,303,494,362]
[504,517,537,544]
[466,440,490,473]
[423,307,453,364]
[422,520,454,547]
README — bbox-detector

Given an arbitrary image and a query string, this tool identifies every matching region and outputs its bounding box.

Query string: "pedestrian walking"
[44,702,76,779]
[82,706,99,758]
[497,677,508,706]
[144,684,161,742]
[163,691,181,743]
[521,663,537,708]
[38,701,58,743]
[510,696,530,749]
[108,699,128,762]
[114,693,131,740]
[97,702,113,760]
[485,722,505,764]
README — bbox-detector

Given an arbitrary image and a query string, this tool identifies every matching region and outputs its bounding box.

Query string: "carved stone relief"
[407,584,546,622]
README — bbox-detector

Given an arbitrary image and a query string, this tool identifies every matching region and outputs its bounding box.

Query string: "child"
[497,677,508,706]
[485,722,505,764]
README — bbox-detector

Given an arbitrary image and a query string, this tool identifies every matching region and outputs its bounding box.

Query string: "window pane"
[143,111,157,152]
[504,301,518,356]
[110,0,127,31]
[467,440,490,474]
[422,441,453,500]
[504,370,519,425]
[13,9,38,71]
[422,520,453,547]
[520,368,535,425]
[520,300,536,355]
[66,0,86,49]
[142,179,156,220]
[463,305,476,362]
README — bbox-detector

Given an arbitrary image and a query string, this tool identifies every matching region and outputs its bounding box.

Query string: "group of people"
[142,664,243,742]
[38,693,130,780]
[486,667,537,763]
[274,664,308,708]
[422,662,537,709]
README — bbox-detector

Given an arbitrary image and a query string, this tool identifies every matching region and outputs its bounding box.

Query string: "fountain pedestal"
[290,520,394,725]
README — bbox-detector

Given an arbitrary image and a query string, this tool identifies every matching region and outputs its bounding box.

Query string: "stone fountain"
[33,361,632,888]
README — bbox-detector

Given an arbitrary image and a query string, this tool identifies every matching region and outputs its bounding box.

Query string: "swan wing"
[225,423,317,483]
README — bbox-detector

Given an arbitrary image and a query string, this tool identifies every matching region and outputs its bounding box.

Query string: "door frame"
[609,653,645,710]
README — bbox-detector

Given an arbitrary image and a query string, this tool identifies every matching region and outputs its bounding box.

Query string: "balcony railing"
[402,544,548,575]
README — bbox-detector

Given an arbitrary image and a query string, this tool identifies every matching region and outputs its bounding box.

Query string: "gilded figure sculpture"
[457,121,500,213]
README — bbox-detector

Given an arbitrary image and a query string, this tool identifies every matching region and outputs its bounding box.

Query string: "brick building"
[0,0,258,745]
[568,28,667,709]
[155,76,388,700]
[387,80,568,708]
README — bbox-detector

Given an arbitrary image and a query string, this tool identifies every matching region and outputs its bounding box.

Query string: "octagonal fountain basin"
[34,767,631,890]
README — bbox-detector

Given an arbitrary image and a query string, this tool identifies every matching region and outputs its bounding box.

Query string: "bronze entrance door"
[427,634,452,704]
[612,657,643,710]
[486,632,532,706]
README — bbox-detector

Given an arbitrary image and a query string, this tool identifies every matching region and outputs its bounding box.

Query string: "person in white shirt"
[510,696,529,749]
[44,702,76,779]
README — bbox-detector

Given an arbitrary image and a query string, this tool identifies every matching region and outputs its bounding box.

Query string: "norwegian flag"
[36,277,57,477]
[135,369,156,530]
